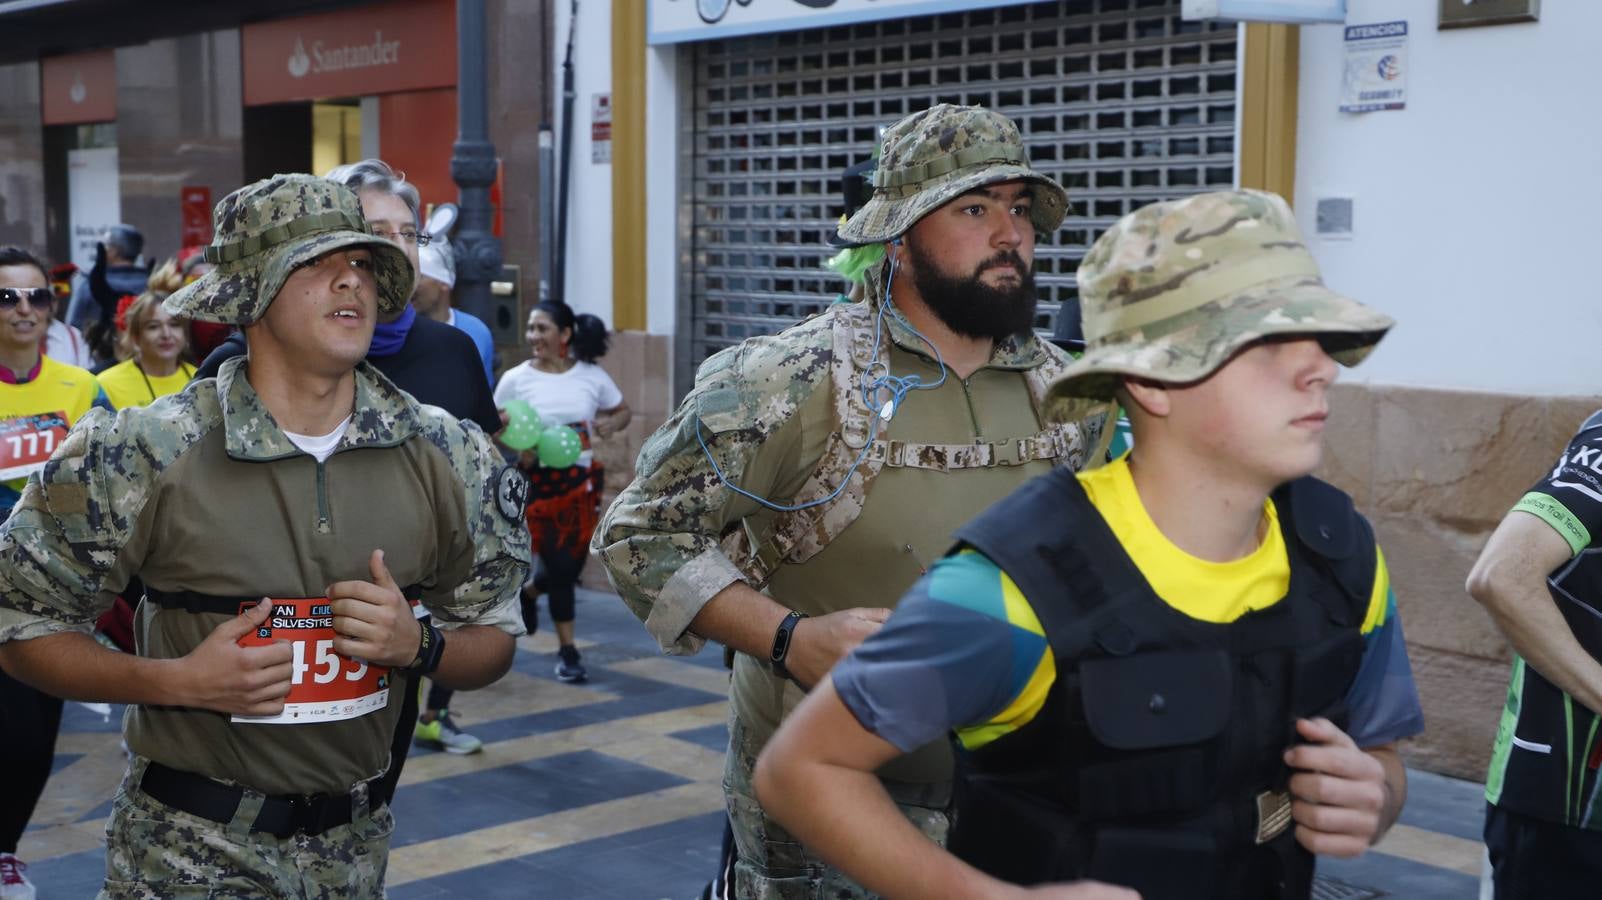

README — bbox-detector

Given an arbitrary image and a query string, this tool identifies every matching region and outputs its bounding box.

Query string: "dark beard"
[905,240,1038,342]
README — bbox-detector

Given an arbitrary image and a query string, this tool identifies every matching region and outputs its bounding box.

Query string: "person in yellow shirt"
[0,245,103,900]
[755,191,1422,900]
[95,261,195,410]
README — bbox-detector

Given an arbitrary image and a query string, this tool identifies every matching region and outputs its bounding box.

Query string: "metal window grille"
[682,0,1238,390]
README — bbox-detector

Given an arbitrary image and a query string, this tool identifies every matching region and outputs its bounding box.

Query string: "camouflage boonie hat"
[1046,189,1394,405]
[163,174,414,325]
[837,104,1069,244]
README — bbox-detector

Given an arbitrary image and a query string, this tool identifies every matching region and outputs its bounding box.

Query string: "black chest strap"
[146,584,426,615]
[954,466,1154,658]
[1274,476,1376,622]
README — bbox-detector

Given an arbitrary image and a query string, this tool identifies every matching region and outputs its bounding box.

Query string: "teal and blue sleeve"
[1343,588,1425,748]
[833,551,1045,752]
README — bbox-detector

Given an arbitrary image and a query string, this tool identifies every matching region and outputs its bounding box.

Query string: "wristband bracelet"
[770,610,807,684]
[404,620,447,675]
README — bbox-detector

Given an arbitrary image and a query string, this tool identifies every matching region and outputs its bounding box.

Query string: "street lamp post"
[451,0,501,325]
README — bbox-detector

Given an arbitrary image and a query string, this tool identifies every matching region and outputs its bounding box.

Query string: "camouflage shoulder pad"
[411,401,521,509]
[60,380,223,484]
[10,384,222,594]
[691,311,836,437]
[411,404,533,554]
[1035,336,1076,381]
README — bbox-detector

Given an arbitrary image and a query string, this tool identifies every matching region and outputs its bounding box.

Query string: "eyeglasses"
[0,287,53,309]
[372,229,432,247]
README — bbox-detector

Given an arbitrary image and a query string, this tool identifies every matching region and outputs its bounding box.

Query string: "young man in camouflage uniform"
[595,104,1107,897]
[0,174,529,898]
[755,190,1422,900]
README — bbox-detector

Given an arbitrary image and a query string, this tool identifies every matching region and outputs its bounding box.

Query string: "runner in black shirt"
[1471,409,1602,898]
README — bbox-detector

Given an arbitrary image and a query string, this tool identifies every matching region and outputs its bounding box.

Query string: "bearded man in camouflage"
[0,174,529,898]
[595,104,1108,897]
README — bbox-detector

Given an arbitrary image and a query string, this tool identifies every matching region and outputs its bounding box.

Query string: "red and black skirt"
[520,425,604,567]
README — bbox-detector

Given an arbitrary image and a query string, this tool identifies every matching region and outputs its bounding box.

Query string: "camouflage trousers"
[99,756,392,899]
[725,712,951,899]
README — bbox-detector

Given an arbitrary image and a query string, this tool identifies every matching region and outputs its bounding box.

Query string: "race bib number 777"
[0,411,69,481]
[231,598,391,725]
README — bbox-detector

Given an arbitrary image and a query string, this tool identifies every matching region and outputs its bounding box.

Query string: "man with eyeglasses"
[0,245,106,900]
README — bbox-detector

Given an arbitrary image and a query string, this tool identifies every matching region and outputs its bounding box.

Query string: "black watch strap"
[770,610,807,683]
[403,620,446,675]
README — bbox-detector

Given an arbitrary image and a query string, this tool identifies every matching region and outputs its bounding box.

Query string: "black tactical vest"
[946,467,1376,900]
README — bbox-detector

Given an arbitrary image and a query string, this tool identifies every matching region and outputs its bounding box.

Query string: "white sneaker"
[0,853,36,900]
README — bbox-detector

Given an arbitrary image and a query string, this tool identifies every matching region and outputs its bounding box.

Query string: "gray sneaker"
[413,710,484,754]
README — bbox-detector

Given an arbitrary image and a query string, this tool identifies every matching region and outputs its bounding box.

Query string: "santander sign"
[287,32,402,79]
[243,0,453,106]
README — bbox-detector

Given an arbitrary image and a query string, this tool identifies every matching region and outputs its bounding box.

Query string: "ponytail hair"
[570,313,609,363]
[537,301,611,364]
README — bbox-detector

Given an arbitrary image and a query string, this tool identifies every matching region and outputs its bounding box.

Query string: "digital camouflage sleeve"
[593,314,837,655]
[0,400,205,643]
[412,407,531,636]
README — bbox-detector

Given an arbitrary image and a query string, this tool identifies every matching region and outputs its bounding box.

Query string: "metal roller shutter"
[683,0,1238,389]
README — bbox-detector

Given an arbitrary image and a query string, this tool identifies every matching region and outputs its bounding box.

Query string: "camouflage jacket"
[594,299,1104,656]
[0,356,529,794]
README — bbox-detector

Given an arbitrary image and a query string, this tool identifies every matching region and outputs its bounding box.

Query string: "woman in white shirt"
[494,301,631,683]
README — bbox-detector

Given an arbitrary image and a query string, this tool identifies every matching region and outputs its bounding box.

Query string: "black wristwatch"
[402,620,447,675]
[770,610,807,684]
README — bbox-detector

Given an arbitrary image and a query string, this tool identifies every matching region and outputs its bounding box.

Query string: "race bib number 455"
[231,598,390,725]
[0,411,68,481]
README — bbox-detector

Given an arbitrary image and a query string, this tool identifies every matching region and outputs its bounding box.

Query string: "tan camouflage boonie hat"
[163,173,414,325]
[837,104,1069,244]
[1045,189,1393,406]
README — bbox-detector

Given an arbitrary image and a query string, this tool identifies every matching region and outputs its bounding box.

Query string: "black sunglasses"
[0,287,53,309]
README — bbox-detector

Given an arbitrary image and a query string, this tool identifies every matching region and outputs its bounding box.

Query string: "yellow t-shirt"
[952,456,1390,750]
[1079,455,1291,622]
[1,356,100,493]
[96,359,195,410]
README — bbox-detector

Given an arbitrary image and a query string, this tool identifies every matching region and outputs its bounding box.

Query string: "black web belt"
[145,584,425,615]
[140,760,392,838]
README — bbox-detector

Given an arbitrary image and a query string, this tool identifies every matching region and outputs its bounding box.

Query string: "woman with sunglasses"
[0,245,104,900]
[95,260,195,410]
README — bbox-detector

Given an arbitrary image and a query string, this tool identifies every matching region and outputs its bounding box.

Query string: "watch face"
[495,466,529,523]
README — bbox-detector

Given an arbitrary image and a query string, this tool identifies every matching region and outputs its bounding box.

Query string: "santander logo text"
[287,31,401,79]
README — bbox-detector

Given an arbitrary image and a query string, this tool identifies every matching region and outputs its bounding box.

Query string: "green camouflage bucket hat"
[1045,189,1393,409]
[163,173,414,325]
[836,104,1069,244]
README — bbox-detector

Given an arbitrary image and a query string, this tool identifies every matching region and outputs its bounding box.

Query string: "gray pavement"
[23,586,1485,898]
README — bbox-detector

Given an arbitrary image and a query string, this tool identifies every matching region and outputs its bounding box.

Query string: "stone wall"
[583,331,674,593]
[1318,383,1602,779]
